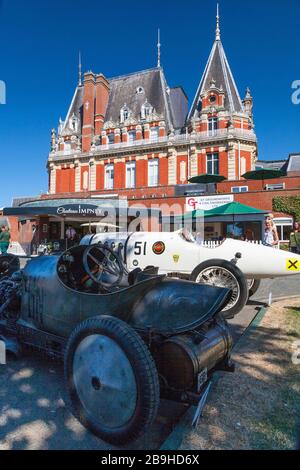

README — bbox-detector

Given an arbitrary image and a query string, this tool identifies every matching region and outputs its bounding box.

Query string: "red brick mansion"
[48,9,257,199]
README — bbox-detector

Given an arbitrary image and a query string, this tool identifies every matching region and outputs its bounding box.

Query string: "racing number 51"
[134,241,147,256]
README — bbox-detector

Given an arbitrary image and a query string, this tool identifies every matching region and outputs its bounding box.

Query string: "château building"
[48,9,257,199]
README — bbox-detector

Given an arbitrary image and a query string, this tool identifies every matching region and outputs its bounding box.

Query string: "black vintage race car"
[0,245,234,445]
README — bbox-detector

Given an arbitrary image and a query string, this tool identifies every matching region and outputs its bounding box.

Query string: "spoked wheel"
[64,315,160,445]
[191,259,248,319]
[0,254,20,281]
[247,278,261,298]
[83,244,124,289]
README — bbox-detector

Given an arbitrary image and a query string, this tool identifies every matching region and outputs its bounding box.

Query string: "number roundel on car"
[152,241,165,255]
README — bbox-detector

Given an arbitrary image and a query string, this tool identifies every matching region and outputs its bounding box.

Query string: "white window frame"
[128,130,136,142]
[126,161,136,188]
[105,164,114,190]
[208,117,218,136]
[206,152,219,175]
[273,217,293,243]
[231,186,249,193]
[148,158,159,187]
[107,133,114,145]
[266,183,285,191]
[120,106,130,123]
[150,126,159,141]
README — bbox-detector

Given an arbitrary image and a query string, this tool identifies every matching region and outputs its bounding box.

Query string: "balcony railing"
[49,128,256,160]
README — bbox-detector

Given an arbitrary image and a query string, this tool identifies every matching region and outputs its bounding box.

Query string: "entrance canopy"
[3,198,161,221]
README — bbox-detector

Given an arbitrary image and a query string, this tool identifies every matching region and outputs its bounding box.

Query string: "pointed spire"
[78,51,82,86]
[157,29,161,67]
[216,4,221,41]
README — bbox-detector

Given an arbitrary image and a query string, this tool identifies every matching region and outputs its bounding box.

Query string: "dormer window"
[120,105,130,123]
[141,101,153,120]
[136,86,144,94]
[70,113,78,132]
[209,95,217,104]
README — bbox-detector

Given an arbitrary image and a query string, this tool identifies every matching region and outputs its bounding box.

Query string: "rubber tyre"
[248,278,261,298]
[190,259,248,319]
[64,315,160,445]
[0,254,20,280]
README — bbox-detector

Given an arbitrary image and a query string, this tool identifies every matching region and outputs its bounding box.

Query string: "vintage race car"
[81,230,300,318]
[0,244,234,445]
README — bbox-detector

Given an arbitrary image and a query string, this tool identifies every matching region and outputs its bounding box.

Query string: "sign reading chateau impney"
[186,194,234,212]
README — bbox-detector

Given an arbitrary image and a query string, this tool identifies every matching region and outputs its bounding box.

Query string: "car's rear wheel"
[190,259,248,319]
[64,315,160,445]
[247,278,261,298]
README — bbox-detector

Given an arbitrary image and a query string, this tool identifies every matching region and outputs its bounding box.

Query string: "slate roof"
[61,67,187,134]
[256,160,287,171]
[286,154,300,172]
[188,39,244,120]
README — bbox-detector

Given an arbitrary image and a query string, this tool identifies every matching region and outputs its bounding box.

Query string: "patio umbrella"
[204,201,268,239]
[204,201,267,218]
[242,169,286,190]
[188,174,226,184]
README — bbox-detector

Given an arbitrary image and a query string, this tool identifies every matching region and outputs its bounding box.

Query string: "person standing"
[290,222,300,254]
[0,225,11,254]
[66,225,77,248]
[266,213,279,241]
[263,220,279,247]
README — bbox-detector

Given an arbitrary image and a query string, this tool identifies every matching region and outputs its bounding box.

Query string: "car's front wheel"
[64,315,160,445]
[190,259,248,319]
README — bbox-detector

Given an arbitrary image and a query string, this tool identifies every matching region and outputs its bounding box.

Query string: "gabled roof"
[60,67,187,133]
[105,67,186,131]
[188,28,244,120]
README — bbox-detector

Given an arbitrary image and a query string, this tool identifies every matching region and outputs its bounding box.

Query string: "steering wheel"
[82,244,124,289]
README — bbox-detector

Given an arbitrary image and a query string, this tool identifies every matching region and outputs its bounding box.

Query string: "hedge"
[273,196,300,220]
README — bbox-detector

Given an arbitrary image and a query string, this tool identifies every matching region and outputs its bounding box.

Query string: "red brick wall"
[56,167,75,193]
[159,157,168,185]
[96,164,104,190]
[218,176,300,192]
[136,159,147,187]
[95,75,110,135]
[82,72,95,152]
[114,161,125,189]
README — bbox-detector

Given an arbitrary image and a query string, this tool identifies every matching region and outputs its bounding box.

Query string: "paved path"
[252,275,300,303]
[0,301,260,450]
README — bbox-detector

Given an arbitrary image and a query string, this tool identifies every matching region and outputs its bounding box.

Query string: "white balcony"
[48,128,256,161]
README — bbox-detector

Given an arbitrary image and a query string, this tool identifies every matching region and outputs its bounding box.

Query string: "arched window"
[141,101,153,120]
[120,105,130,123]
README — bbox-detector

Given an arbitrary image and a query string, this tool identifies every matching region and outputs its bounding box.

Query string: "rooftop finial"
[157,29,161,67]
[78,51,82,86]
[216,3,221,41]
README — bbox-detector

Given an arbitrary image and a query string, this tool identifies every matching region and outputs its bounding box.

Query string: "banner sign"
[186,194,234,212]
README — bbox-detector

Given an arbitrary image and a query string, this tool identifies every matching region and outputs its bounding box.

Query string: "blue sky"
[0,0,299,207]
